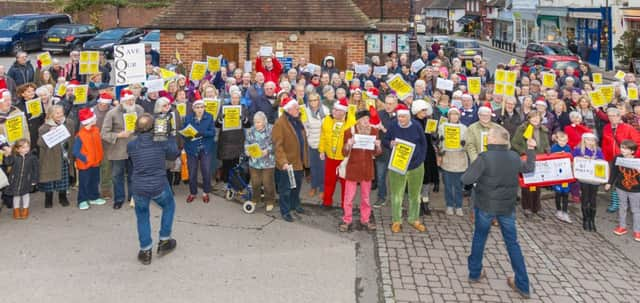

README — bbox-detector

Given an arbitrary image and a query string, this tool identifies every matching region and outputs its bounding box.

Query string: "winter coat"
[465,121,504,163]
[100,104,144,161]
[602,122,640,162]
[15,97,45,146]
[3,152,39,196]
[37,118,75,183]
[181,112,215,156]
[0,106,29,143]
[73,125,103,170]
[272,113,309,171]
[415,117,439,184]
[244,124,275,169]
[564,123,592,149]
[382,119,427,171]
[342,127,381,181]
[7,61,35,86]
[128,133,179,198]
[256,57,282,89]
[438,122,468,173]
[249,94,277,124]
[497,111,522,138]
[318,115,356,160]
[216,105,250,160]
[304,104,328,149]
[512,123,550,155]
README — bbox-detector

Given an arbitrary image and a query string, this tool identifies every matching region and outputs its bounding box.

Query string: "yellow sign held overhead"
[207,56,221,73]
[204,99,220,120]
[542,72,556,88]
[222,105,242,130]
[592,73,602,85]
[37,52,52,68]
[190,61,207,81]
[73,85,88,104]
[467,77,481,95]
[25,98,43,118]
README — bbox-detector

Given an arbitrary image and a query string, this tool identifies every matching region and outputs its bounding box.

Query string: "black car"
[444,38,483,61]
[42,24,99,53]
[82,27,144,58]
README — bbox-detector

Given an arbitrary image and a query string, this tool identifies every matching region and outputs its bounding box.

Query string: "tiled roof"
[148,0,373,31]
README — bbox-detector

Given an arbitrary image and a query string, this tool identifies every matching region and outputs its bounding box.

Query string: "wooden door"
[202,43,239,64]
[309,44,347,71]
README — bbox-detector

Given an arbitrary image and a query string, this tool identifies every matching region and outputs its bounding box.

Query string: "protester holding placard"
[216,91,250,184]
[181,100,215,203]
[100,89,144,209]
[37,105,74,208]
[549,131,573,223]
[256,52,282,90]
[606,140,640,241]
[372,95,398,208]
[466,104,503,163]
[497,96,522,138]
[15,83,44,146]
[438,107,468,216]
[573,133,604,231]
[383,104,427,233]
[92,93,113,198]
[304,93,328,198]
[244,111,276,212]
[412,100,437,215]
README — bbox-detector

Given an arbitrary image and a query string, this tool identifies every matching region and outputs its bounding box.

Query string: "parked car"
[42,24,99,54]
[0,14,72,55]
[525,42,578,60]
[83,27,144,58]
[521,55,580,76]
[444,38,482,61]
[142,30,160,52]
[417,35,449,52]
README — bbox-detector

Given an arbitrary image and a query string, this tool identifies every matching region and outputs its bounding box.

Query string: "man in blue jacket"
[128,113,179,265]
[7,52,34,86]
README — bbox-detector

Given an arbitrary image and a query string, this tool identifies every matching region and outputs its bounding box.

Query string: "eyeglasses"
[194,105,205,109]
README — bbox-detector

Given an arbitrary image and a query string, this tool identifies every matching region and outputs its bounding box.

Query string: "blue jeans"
[209,140,218,179]
[78,166,100,204]
[275,169,303,217]
[133,184,175,250]
[468,208,529,295]
[187,151,212,194]
[308,147,324,191]
[111,159,132,204]
[375,153,390,200]
[442,170,463,208]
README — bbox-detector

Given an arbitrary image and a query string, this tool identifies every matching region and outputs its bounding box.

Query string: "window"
[24,19,38,33]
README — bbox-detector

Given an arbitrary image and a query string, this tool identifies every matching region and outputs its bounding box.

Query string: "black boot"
[44,192,53,208]
[582,207,588,231]
[420,202,432,216]
[58,191,69,207]
[433,183,439,193]
[590,208,597,232]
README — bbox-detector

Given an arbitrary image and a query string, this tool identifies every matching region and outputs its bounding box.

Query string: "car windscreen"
[544,45,573,56]
[47,27,71,36]
[457,41,479,48]
[0,18,25,31]
[143,31,159,41]
[552,61,578,70]
[94,29,127,40]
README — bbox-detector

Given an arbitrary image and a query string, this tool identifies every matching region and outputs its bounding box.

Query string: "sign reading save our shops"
[114,43,146,85]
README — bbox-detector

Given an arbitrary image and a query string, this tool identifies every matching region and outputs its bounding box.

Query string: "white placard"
[573,157,610,185]
[259,46,273,57]
[373,66,388,75]
[436,78,454,91]
[305,63,320,74]
[42,125,71,148]
[411,59,426,73]
[522,157,574,184]
[353,134,376,150]
[615,157,640,170]
[244,60,253,73]
[144,78,164,93]
[355,64,370,74]
[113,43,146,85]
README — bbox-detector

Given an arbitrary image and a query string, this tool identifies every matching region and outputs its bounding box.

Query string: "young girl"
[3,139,39,219]
[550,131,572,223]
[72,108,105,210]
[606,140,640,242]
[572,132,604,231]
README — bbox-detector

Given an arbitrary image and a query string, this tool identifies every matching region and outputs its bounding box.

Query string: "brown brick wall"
[0,1,55,16]
[160,30,365,70]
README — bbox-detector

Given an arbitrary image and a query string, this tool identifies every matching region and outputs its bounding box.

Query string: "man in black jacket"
[7,52,34,86]
[461,126,536,299]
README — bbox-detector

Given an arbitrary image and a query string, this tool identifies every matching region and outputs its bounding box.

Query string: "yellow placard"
[123,112,137,132]
[386,75,412,100]
[529,186,536,192]
[298,98,305,105]
[615,70,626,80]
[176,103,187,117]
[159,68,177,80]
[348,104,357,119]
[79,63,89,75]
[506,71,517,85]
[542,73,556,88]
[79,51,99,75]
[523,124,534,139]
[73,85,88,104]
[80,52,89,62]
[481,131,488,152]
[594,163,606,178]
[588,91,607,107]
[222,106,241,130]
[439,117,448,125]
[592,73,602,85]
[190,61,207,81]
[505,83,515,96]
[246,143,263,159]
[89,51,99,62]
[629,87,639,100]
[389,140,415,174]
[467,77,481,95]
[443,125,461,150]
[425,119,438,134]
[509,58,517,66]
[299,106,308,123]
[204,99,220,120]
[88,63,98,74]
[55,84,66,97]
[599,85,614,103]
[26,98,42,118]
[4,114,26,143]
[179,124,198,137]
[207,56,221,73]
[494,82,504,95]
[495,69,505,83]
[561,182,568,188]
[345,70,354,82]
[37,52,52,68]
[465,60,473,70]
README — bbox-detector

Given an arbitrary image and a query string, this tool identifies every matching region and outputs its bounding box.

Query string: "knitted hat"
[78,108,96,125]
[120,89,135,101]
[366,87,379,99]
[411,99,432,116]
[334,97,349,112]
[98,92,113,104]
[281,97,298,111]
[395,103,410,116]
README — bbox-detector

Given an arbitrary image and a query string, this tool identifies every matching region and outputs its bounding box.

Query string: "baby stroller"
[224,156,255,213]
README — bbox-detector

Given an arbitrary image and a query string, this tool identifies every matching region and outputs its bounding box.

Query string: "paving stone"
[394,289,418,302]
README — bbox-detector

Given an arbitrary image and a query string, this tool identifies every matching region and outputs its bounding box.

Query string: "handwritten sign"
[259,46,273,57]
[355,64,370,74]
[615,157,640,170]
[521,157,574,185]
[386,75,412,100]
[123,112,137,132]
[73,85,88,104]
[443,124,461,150]
[37,52,52,68]
[592,73,603,85]
[410,59,425,73]
[42,125,70,148]
[388,139,416,175]
[467,77,481,95]
[204,99,220,120]
[207,56,221,73]
[190,61,207,81]
[222,105,241,131]
[573,157,610,184]
[25,98,42,118]
[4,113,26,143]
[373,66,388,75]
[144,78,164,93]
[542,72,556,88]
[353,134,376,150]
[246,143,263,158]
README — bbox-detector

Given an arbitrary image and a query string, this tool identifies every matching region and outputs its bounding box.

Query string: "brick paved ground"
[374,198,640,303]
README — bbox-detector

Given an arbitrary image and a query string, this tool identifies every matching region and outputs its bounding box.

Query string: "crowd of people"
[1,42,640,253]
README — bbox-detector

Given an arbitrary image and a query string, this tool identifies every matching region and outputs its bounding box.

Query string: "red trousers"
[323,157,345,207]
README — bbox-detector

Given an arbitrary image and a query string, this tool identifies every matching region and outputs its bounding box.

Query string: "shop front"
[568,7,613,70]
[536,6,568,42]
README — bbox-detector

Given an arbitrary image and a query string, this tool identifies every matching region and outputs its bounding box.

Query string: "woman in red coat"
[601,107,640,212]
[564,111,592,149]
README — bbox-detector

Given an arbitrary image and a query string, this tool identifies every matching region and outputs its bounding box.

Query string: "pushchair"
[224,156,255,213]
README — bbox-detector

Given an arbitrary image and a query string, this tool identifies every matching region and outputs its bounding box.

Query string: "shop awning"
[537,15,560,27]
[457,15,479,25]
[568,11,602,20]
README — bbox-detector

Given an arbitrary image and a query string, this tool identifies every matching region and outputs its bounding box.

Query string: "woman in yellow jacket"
[318,97,355,208]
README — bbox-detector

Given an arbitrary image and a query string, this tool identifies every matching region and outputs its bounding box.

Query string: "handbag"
[337,127,355,179]
[0,168,9,189]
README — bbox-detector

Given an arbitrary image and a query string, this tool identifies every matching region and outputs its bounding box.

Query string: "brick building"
[148,0,374,71]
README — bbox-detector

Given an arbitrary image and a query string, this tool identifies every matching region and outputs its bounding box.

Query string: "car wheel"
[11,42,23,55]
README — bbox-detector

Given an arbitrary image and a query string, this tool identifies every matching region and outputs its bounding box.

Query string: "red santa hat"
[78,108,96,125]
[366,87,379,99]
[535,99,548,108]
[281,97,298,111]
[120,89,135,101]
[395,103,411,116]
[478,102,494,116]
[334,97,349,112]
[67,80,80,88]
[369,105,381,125]
[192,99,205,107]
[0,88,9,98]
[350,87,362,95]
[98,92,113,104]
[448,106,460,115]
